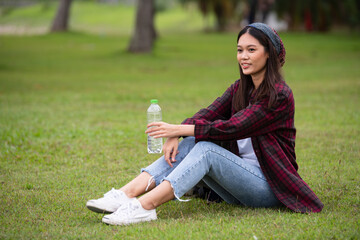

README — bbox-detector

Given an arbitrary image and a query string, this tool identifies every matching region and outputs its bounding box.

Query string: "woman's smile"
[241,62,251,69]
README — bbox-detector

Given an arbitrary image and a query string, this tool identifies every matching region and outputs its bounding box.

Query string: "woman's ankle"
[138,198,156,210]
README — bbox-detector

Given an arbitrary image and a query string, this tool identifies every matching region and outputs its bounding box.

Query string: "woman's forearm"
[146,122,195,139]
[178,124,195,137]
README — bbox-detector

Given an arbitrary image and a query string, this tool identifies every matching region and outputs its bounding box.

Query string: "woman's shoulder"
[231,79,243,90]
[275,80,293,98]
[232,79,241,87]
[224,79,241,94]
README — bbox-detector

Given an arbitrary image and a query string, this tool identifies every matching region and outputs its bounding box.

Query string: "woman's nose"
[240,51,249,59]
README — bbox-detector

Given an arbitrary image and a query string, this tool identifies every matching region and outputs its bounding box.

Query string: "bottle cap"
[150,99,158,104]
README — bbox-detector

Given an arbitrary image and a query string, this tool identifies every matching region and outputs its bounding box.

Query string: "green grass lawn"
[1,2,360,240]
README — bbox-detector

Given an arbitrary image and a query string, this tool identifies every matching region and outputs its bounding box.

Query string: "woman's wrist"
[178,124,195,137]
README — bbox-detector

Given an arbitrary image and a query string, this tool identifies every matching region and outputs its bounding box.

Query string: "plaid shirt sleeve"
[191,83,291,142]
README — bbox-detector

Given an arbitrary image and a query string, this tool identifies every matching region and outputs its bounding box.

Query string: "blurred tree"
[50,0,73,32]
[181,0,238,31]
[213,0,234,31]
[128,0,156,53]
[180,0,359,32]
[274,0,360,31]
[342,0,360,29]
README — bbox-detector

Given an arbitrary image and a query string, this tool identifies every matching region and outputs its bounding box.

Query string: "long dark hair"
[233,26,283,112]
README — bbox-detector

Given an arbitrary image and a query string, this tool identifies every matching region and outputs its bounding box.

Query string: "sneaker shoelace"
[112,202,139,217]
[104,188,122,200]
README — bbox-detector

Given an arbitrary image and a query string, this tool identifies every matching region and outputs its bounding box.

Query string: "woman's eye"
[237,49,242,52]
[249,48,255,52]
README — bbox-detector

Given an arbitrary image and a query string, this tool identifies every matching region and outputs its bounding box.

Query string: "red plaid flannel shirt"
[182,79,324,213]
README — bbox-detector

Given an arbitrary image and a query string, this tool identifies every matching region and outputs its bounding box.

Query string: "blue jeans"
[142,137,280,208]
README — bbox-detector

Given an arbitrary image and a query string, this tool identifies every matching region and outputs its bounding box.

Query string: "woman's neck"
[251,68,266,89]
[251,75,264,89]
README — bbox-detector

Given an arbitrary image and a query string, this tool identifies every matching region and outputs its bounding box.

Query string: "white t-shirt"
[237,138,260,167]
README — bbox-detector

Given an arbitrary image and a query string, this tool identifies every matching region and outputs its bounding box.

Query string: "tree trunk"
[50,0,73,32]
[128,0,156,53]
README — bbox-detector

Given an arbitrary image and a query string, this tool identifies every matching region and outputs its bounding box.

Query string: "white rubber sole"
[86,201,116,214]
[102,215,157,225]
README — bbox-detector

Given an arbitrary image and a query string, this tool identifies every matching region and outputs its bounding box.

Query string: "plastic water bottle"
[147,99,163,154]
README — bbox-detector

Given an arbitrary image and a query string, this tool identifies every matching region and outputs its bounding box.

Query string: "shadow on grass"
[156,198,292,221]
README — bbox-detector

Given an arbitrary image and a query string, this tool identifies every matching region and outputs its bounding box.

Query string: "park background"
[0,0,359,239]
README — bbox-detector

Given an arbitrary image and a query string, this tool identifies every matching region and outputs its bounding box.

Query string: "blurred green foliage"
[1,0,359,32]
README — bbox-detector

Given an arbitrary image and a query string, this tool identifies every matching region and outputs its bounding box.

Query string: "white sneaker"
[86,188,133,213]
[102,199,157,225]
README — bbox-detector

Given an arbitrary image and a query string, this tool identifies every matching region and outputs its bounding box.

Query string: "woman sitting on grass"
[86,23,324,225]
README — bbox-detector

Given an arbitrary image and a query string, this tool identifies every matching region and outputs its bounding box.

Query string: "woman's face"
[237,32,269,81]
